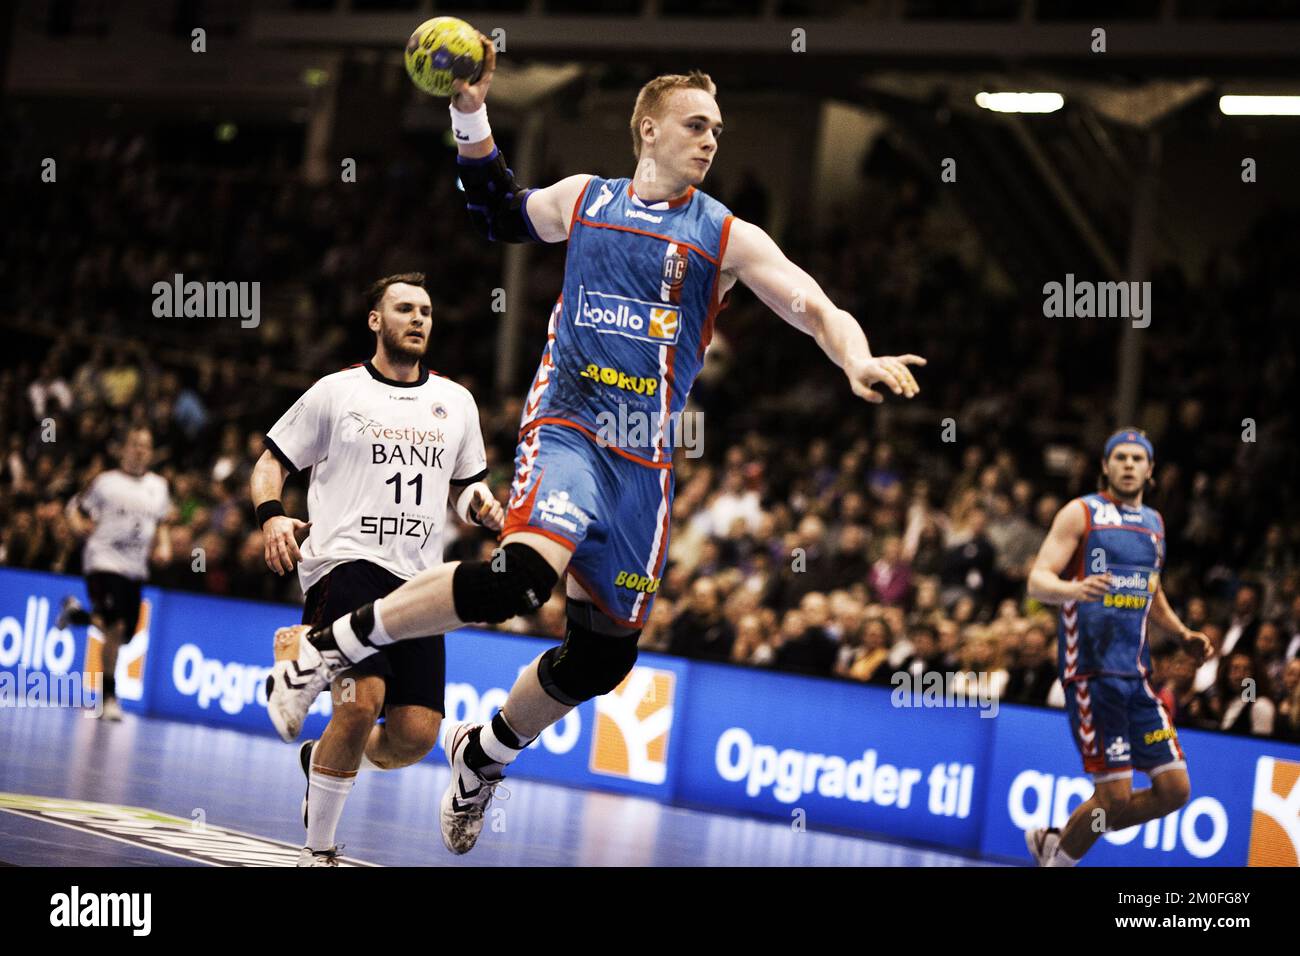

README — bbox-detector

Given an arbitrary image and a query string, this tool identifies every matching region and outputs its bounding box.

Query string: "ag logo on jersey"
[1248,756,1300,866]
[575,286,682,346]
[431,403,447,419]
[590,667,675,785]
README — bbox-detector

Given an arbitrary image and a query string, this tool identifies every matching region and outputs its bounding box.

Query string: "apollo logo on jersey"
[590,666,675,785]
[1247,756,1300,866]
[1108,571,1150,591]
[575,287,682,346]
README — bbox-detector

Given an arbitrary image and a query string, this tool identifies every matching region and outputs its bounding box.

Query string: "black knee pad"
[451,543,558,624]
[537,605,640,706]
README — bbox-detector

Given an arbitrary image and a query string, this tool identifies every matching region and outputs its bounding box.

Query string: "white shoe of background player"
[99,698,124,722]
[266,625,343,743]
[297,845,341,867]
[439,721,506,855]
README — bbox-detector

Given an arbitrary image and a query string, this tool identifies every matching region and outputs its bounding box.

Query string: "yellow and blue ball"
[404,17,484,98]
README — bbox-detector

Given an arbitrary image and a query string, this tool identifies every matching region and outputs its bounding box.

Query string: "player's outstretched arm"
[1027,501,1109,605]
[448,33,589,244]
[449,33,497,158]
[250,450,311,576]
[722,217,924,404]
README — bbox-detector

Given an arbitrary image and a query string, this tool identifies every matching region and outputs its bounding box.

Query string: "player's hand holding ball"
[263,515,312,576]
[403,16,495,110]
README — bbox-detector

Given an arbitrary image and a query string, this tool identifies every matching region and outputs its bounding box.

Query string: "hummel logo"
[451,777,483,814]
[458,778,482,801]
[455,130,470,141]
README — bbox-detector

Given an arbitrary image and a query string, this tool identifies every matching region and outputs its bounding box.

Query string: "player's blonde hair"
[629,70,718,160]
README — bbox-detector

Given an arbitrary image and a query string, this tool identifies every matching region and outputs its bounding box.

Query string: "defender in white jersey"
[252,273,503,866]
[59,426,173,721]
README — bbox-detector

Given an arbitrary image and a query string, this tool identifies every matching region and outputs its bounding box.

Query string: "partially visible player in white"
[253,273,503,866]
[60,426,173,721]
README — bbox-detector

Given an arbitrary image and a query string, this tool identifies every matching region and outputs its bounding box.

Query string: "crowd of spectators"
[3,127,1298,744]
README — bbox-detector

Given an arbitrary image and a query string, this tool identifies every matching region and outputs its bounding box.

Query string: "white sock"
[329,613,375,662]
[479,713,530,766]
[369,600,395,646]
[306,767,356,851]
[358,751,385,772]
[1046,845,1079,867]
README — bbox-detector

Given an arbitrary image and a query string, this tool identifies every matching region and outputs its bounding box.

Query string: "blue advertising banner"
[980,702,1300,866]
[145,587,690,799]
[671,662,992,849]
[3,569,1298,865]
[0,568,157,715]
[442,630,689,799]
[146,587,336,737]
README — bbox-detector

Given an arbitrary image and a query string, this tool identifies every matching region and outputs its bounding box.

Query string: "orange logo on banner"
[590,667,674,785]
[83,599,150,702]
[1248,756,1300,867]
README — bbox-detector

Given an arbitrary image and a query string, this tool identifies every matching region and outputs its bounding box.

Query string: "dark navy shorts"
[85,571,143,637]
[301,560,445,715]
[1064,674,1185,778]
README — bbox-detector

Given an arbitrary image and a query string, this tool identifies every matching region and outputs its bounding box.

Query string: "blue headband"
[1104,429,1154,463]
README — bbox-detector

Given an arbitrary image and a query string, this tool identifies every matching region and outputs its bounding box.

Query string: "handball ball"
[404,17,485,97]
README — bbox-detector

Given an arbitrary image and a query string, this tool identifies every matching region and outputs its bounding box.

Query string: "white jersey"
[265,361,488,593]
[79,470,172,581]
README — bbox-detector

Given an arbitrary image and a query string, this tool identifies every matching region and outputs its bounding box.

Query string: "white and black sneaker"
[439,721,506,855]
[1025,827,1062,866]
[296,845,342,867]
[299,739,316,828]
[266,625,345,743]
[55,595,91,630]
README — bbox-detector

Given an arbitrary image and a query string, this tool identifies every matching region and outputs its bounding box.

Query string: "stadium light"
[975,92,1064,114]
[1218,95,1300,116]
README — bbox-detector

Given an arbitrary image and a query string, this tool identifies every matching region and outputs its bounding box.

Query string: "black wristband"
[256,500,287,527]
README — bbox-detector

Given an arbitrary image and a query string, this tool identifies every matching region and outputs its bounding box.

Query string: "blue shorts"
[503,422,673,628]
[1063,674,1185,778]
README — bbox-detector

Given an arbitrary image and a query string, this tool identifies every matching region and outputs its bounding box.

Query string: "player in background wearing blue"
[267,38,926,855]
[1024,430,1212,866]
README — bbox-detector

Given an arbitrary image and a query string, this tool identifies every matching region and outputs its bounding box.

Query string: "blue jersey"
[519,176,734,466]
[1059,492,1167,683]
